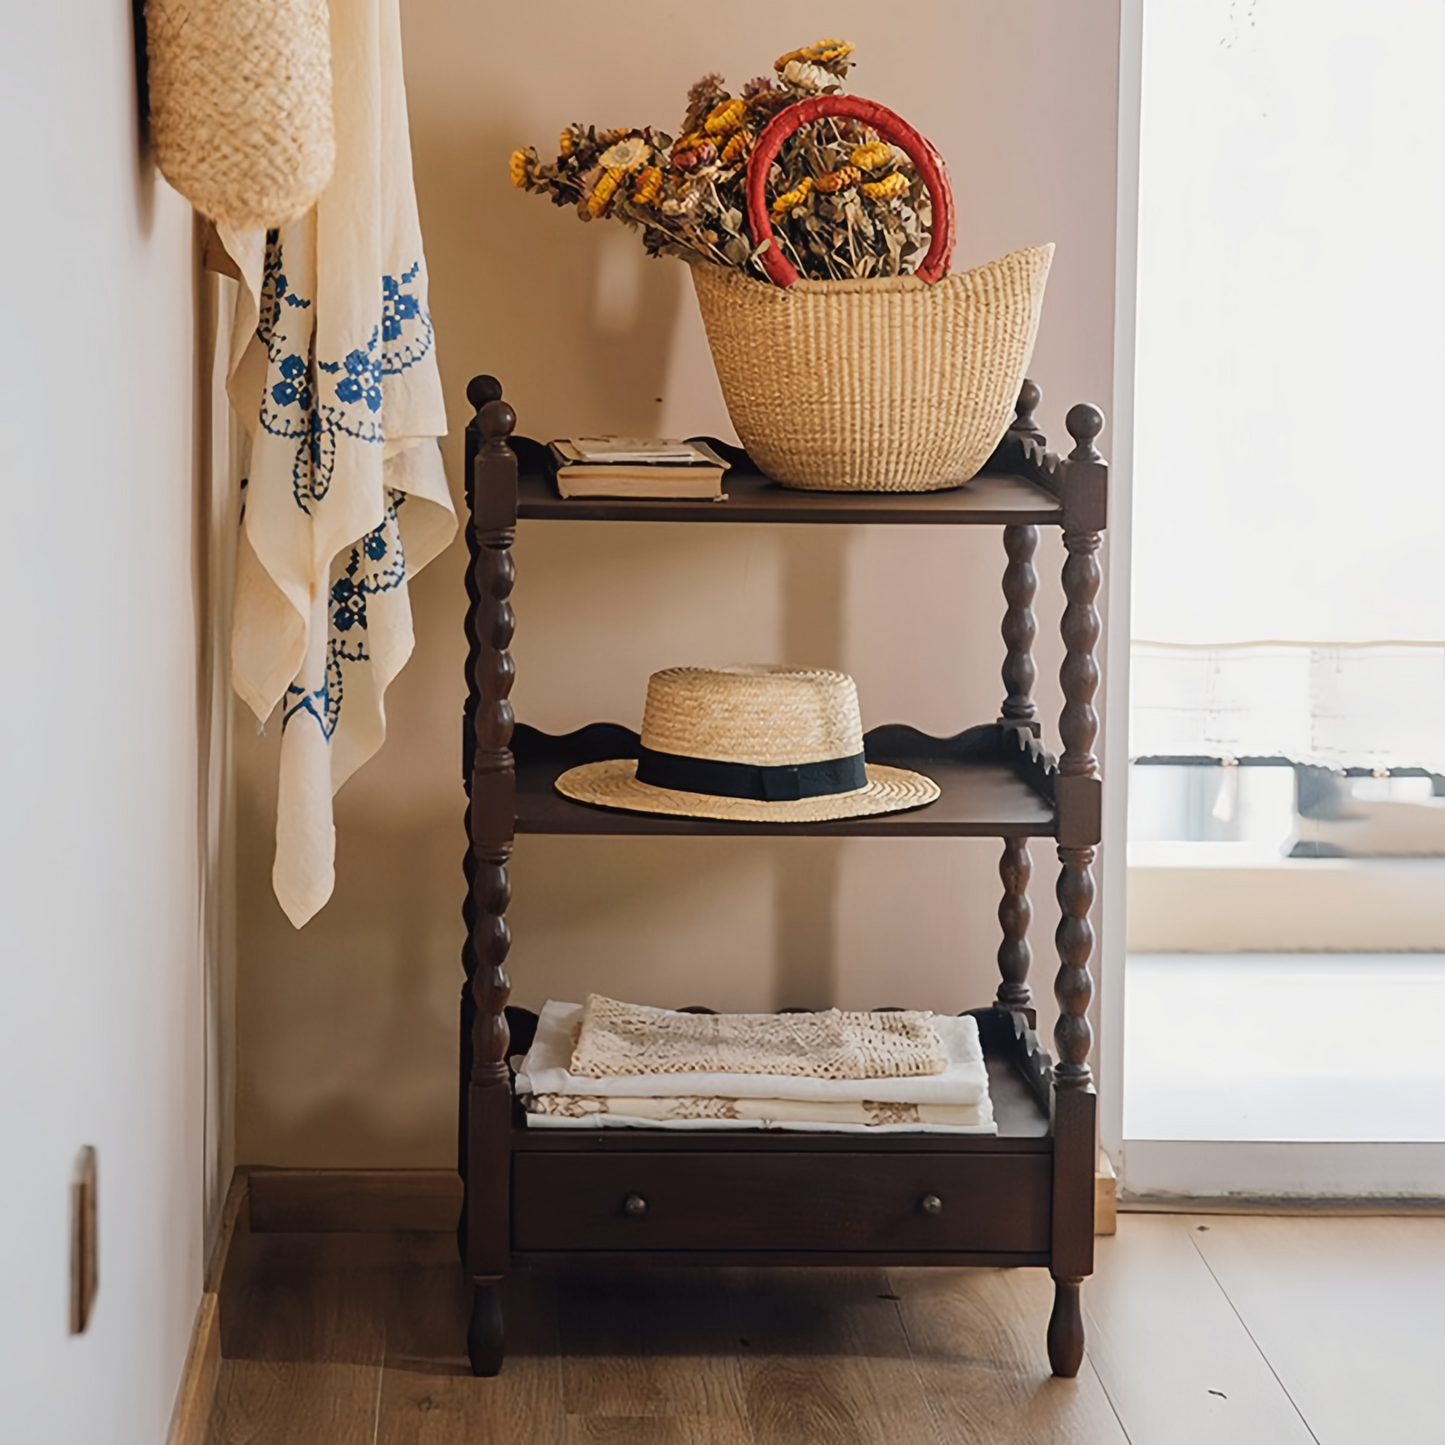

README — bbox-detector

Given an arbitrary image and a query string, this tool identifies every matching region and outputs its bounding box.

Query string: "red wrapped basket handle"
[745,94,956,289]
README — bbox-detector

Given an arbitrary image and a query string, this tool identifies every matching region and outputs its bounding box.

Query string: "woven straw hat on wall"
[145,0,336,230]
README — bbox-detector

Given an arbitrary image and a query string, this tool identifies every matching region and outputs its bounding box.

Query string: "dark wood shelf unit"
[458,372,1106,1383]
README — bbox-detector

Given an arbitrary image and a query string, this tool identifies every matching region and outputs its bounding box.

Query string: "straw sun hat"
[555,667,940,823]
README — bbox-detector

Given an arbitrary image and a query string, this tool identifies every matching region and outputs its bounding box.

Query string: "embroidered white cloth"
[220,0,456,926]
[515,1001,989,1106]
[522,1094,996,1135]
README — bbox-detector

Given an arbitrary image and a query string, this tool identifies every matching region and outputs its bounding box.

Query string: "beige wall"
[235,0,1121,1167]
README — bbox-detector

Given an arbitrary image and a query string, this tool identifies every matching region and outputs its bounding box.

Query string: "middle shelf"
[507,720,1059,839]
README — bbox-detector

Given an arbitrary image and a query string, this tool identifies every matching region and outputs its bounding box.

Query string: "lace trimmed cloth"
[568,994,948,1080]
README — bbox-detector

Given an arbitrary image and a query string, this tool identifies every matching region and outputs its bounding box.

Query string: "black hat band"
[635,745,868,802]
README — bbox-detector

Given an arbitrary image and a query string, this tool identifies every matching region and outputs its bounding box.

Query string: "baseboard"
[165,1170,247,1445]
[247,1168,463,1233]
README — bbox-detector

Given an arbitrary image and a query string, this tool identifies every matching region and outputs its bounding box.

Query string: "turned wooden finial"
[480,398,517,442]
[1065,403,1104,461]
[467,373,504,412]
[1011,379,1045,444]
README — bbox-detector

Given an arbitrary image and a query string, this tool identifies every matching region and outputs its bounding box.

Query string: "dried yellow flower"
[850,140,892,172]
[509,148,531,189]
[599,135,651,171]
[704,98,747,136]
[774,39,854,70]
[587,168,624,217]
[559,128,575,158]
[813,165,861,193]
[771,177,814,215]
[671,131,708,155]
[861,172,910,201]
[780,59,834,93]
[632,165,663,205]
[720,132,750,166]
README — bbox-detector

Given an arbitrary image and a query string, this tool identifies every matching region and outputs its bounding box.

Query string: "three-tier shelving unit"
[458,374,1106,1380]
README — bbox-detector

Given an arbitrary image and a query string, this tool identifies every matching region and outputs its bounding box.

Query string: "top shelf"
[514,459,1063,527]
[476,381,1108,533]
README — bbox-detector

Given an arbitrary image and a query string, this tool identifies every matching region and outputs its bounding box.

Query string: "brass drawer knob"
[622,1193,648,1219]
[921,1194,944,1216]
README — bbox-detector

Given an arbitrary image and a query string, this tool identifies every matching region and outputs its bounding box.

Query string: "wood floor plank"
[729,1268,943,1445]
[560,1415,745,1443]
[207,1231,391,1445]
[216,1230,391,1365]
[555,1267,751,1433]
[889,1266,1130,1444]
[375,1243,568,1444]
[1187,1213,1445,1445]
[1085,1214,1315,1445]
[208,1362,382,1445]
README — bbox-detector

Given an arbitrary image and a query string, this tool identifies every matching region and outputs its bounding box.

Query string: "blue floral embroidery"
[282,491,409,741]
[256,233,435,517]
[257,227,429,745]
[283,645,344,741]
[381,262,433,371]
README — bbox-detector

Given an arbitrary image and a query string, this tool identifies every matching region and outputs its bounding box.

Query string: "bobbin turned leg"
[996,838,1034,1015]
[997,457,1041,1015]
[1047,402,1106,1378]
[461,376,520,1377]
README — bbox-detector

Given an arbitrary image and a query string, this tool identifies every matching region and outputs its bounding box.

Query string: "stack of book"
[549,437,730,500]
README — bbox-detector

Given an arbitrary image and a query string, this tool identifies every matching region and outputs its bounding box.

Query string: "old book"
[548,438,729,500]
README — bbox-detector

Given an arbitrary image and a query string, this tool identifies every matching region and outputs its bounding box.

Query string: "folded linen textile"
[525,1092,996,1135]
[220,0,456,927]
[568,993,947,1080]
[515,1001,988,1107]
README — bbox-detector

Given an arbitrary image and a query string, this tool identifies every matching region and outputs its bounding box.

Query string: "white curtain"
[1130,1,1445,767]
[1133,643,1445,774]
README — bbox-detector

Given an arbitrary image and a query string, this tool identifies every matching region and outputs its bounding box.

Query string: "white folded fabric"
[515,1001,989,1107]
[524,1091,996,1135]
[523,1110,996,1135]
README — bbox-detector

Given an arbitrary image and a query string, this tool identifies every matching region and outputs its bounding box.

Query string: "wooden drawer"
[513,1150,1051,1254]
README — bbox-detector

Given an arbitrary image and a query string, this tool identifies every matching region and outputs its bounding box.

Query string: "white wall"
[0,4,218,1441]
[233,0,1121,1166]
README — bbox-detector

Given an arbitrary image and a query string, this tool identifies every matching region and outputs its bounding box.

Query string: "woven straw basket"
[692,95,1053,492]
[145,0,336,230]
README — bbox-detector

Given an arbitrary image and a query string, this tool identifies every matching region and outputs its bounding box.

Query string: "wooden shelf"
[510,722,1058,840]
[511,437,1063,526]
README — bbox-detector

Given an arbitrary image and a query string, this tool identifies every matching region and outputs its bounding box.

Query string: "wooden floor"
[206,1212,1445,1444]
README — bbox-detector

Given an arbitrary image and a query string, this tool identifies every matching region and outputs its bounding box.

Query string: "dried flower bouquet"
[509,41,934,283]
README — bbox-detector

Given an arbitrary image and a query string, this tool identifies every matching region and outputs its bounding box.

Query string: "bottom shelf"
[504,1008,1055,1263]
